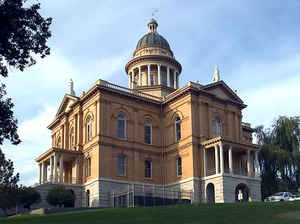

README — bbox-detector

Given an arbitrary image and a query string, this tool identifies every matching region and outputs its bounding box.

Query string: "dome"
[135,19,171,51]
[136,32,171,50]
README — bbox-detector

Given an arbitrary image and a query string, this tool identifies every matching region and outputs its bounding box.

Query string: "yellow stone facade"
[35,19,261,208]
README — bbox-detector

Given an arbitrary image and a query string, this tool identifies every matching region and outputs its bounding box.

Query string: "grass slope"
[1,202,300,224]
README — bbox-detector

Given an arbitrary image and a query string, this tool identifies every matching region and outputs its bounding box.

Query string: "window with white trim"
[57,137,62,148]
[175,116,181,142]
[86,115,92,141]
[144,121,152,145]
[117,113,126,139]
[212,116,222,137]
[117,155,126,176]
[70,127,75,148]
[86,157,91,177]
[145,160,152,178]
[177,157,182,177]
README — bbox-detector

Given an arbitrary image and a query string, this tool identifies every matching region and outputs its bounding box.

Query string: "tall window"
[162,73,167,86]
[57,137,62,148]
[117,155,126,176]
[150,74,154,85]
[86,115,92,141]
[145,160,152,178]
[175,116,181,142]
[86,190,90,207]
[177,157,182,177]
[117,113,126,139]
[86,157,91,177]
[144,121,152,145]
[212,116,222,137]
[70,127,75,148]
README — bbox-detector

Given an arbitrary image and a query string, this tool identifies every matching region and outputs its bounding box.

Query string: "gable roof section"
[55,94,79,117]
[201,80,244,105]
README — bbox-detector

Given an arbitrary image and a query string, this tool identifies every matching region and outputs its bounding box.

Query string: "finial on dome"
[68,78,76,96]
[213,65,220,83]
[148,18,158,33]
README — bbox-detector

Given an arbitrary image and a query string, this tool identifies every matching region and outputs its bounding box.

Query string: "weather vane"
[152,9,158,17]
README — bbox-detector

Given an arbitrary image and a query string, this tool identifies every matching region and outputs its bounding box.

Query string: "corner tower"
[125,19,182,97]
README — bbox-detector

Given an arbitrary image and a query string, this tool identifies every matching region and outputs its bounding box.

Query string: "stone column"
[203,148,207,177]
[63,125,67,149]
[138,66,142,86]
[214,145,219,174]
[220,143,224,174]
[44,162,48,182]
[228,145,233,174]
[39,163,42,184]
[128,73,131,88]
[158,64,161,85]
[131,71,134,88]
[59,154,64,183]
[41,162,45,184]
[53,153,57,183]
[247,150,251,177]
[75,158,79,184]
[167,66,170,87]
[49,156,53,183]
[147,65,151,85]
[173,71,177,88]
[255,150,259,177]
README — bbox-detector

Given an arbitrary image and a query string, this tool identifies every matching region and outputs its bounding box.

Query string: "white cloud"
[3,105,56,186]
[241,75,300,128]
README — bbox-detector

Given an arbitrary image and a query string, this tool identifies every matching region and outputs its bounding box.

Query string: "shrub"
[46,185,75,207]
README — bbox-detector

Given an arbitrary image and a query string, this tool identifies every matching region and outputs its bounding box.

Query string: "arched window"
[212,116,222,137]
[177,157,182,177]
[117,113,126,139]
[145,160,152,178]
[70,127,75,148]
[57,137,62,148]
[175,116,181,142]
[86,115,92,141]
[117,155,126,176]
[144,121,152,145]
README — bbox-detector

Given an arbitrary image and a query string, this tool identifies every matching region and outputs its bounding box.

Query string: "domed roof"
[135,19,171,51]
[136,32,170,50]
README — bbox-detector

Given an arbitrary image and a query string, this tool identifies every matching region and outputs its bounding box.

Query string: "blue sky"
[2,0,300,185]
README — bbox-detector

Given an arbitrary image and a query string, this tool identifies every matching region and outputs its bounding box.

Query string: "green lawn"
[1,202,300,224]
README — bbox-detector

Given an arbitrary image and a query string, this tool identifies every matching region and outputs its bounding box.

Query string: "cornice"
[125,55,182,73]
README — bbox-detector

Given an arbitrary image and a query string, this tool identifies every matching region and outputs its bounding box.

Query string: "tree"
[19,186,41,210]
[46,185,75,208]
[0,0,51,215]
[0,149,19,214]
[256,116,300,199]
[0,0,52,77]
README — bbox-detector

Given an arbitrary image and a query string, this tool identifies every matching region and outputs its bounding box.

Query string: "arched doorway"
[206,183,215,203]
[235,183,250,202]
[86,190,90,207]
[64,189,76,207]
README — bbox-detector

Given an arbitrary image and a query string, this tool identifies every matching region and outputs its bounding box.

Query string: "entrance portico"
[202,137,260,178]
[36,147,82,185]
[201,137,261,203]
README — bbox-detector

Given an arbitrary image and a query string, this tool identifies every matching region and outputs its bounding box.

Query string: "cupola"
[125,19,182,98]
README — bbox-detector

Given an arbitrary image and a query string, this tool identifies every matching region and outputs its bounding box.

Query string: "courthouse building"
[35,19,261,207]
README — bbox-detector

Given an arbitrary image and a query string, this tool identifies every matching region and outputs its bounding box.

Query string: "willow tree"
[256,116,300,198]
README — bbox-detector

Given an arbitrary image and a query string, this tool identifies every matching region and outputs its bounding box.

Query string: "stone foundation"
[33,175,261,208]
[201,174,261,203]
